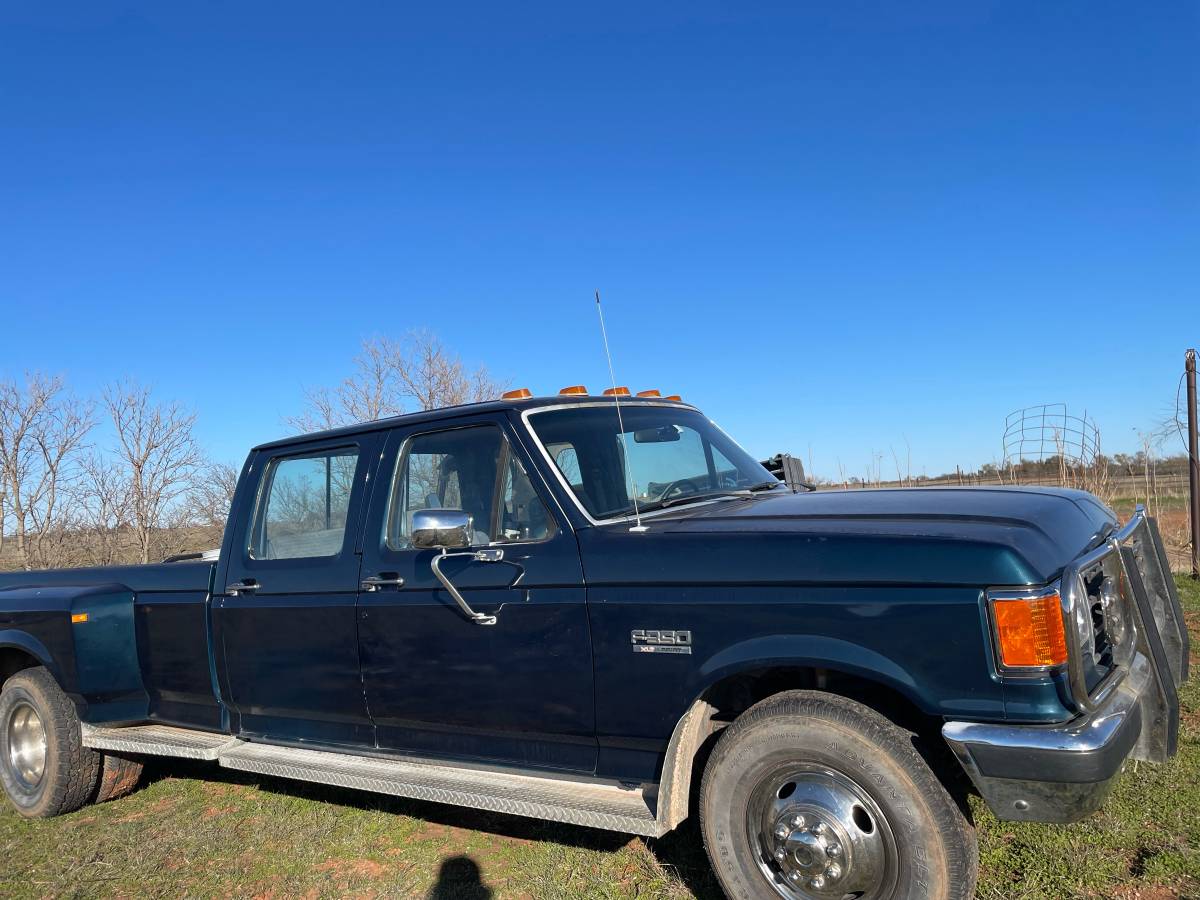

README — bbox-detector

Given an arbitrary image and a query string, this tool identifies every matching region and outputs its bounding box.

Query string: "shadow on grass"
[135,756,724,898]
[428,855,492,900]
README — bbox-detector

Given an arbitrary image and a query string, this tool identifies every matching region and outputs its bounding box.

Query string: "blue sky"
[2,3,1196,479]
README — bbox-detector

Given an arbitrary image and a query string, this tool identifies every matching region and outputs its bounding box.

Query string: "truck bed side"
[0,560,221,730]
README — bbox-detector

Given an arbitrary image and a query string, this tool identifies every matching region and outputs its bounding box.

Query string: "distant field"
[1,578,1197,899]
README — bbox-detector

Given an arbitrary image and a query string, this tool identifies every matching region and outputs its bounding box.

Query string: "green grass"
[2,578,1198,898]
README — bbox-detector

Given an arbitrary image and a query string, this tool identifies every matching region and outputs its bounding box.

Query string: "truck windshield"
[525,405,777,521]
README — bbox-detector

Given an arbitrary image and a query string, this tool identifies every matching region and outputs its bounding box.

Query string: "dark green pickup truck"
[0,393,1189,899]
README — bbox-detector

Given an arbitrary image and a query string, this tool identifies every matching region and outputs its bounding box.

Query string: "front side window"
[386,425,554,549]
[249,447,359,559]
[526,406,776,520]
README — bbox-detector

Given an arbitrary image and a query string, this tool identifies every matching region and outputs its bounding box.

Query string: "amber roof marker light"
[603,386,631,397]
[636,389,661,398]
[501,388,533,400]
[559,385,588,395]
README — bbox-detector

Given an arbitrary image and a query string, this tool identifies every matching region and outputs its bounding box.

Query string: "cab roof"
[252,394,697,452]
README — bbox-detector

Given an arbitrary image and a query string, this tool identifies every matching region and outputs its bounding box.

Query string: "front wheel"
[699,690,977,900]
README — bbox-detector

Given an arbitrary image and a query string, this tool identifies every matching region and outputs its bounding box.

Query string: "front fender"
[695,633,925,712]
[654,635,957,834]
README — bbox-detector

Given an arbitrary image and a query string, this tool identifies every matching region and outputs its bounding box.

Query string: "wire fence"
[1003,403,1100,468]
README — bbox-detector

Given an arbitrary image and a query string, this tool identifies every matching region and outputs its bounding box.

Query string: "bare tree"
[103,381,204,564]
[291,338,404,432]
[170,460,242,554]
[392,330,505,411]
[290,331,506,432]
[73,453,134,567]
[185,461,241,530]
[0,374,94,569]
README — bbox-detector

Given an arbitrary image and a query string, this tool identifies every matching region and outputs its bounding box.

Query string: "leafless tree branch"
[289,331,507,433]
[103,380,204,564]
[0,373,94,569]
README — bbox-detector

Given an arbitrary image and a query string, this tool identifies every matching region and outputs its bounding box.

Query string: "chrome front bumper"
[942,511,1188,824]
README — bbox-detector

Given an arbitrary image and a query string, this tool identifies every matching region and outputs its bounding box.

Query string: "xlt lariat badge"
[631,629,692,655]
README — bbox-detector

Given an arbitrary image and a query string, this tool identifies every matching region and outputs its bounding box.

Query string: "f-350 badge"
[631,629,692,655]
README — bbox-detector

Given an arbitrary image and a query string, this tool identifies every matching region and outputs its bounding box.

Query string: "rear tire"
[0,667,100,818]
[94,752,144,803]
[699,690,977,900]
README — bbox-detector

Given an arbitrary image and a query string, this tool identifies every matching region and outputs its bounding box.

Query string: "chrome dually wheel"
[6,701,48,789]
[700,690,978,900]
[0,667,99,817]
[750,765,897,898]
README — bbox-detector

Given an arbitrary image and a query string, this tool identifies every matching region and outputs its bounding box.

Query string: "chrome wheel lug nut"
[810,875,826,890]
[787,870,802,882]
[827,863,842,880]
[774,849,787,862]
[825,841,841,857]
[790,814,805,829]
[812,821,828,835]
[774,824,789,839]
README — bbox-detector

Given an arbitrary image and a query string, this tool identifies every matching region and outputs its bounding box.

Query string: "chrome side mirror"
[411,509,472,550]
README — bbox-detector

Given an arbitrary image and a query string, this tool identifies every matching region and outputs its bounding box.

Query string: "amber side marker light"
[559,385,588,395]
[991,593,1068,668]
[603,387,631,396]
[71,612,89,624]
[501,388,533,400]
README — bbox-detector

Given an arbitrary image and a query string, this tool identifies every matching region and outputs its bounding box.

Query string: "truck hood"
[580,486,1117,587]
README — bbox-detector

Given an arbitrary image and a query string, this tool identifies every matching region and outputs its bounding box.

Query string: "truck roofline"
[252,394,697,452]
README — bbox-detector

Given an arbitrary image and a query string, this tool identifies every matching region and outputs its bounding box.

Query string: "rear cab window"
[249,447,360,560]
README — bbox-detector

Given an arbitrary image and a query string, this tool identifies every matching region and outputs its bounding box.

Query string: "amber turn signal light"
[603,387,631,396]
[559,385,588,395]
[501,388,533,400]
[991,593,1068,668]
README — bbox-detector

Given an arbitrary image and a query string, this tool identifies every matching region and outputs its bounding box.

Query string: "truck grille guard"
[1060,507,1189,762]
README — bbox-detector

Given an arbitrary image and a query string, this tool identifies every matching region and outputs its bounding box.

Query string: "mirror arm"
[430,548,501,625]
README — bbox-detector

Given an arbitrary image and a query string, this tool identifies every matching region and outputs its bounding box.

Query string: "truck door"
[215,434,380,747]
[357,416,596,773]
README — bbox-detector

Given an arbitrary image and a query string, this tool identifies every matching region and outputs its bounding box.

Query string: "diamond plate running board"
[219,741,664,837]
[81,723,241,760]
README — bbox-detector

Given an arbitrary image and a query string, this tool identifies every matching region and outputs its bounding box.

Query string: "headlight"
[1068,573,1098,669]
[1097,550,1135,664]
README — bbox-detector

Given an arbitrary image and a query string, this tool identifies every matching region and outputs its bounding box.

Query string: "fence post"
[1187,348,1199,579]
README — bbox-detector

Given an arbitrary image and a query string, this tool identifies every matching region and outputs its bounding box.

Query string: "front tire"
[699,690,976,900]
[0,667,100,818]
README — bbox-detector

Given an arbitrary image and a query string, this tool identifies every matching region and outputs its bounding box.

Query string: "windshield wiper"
[746,480,782,492]
[634,490,754,514]
[602,482,782,519]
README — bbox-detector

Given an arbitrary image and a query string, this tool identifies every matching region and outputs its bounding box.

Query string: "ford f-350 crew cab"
[0,391,1188,900]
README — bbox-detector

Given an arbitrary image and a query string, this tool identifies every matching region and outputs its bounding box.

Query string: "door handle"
[227,579,260,595]
[430,548,504,625]
[361,573,405,591]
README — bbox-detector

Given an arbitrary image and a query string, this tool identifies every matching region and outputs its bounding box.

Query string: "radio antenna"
[596,290,647,532]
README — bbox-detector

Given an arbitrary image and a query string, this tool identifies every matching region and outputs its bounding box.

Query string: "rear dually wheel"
[0,667,100,818]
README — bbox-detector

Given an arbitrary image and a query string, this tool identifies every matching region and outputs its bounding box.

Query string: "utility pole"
[1187,348,1199,579]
